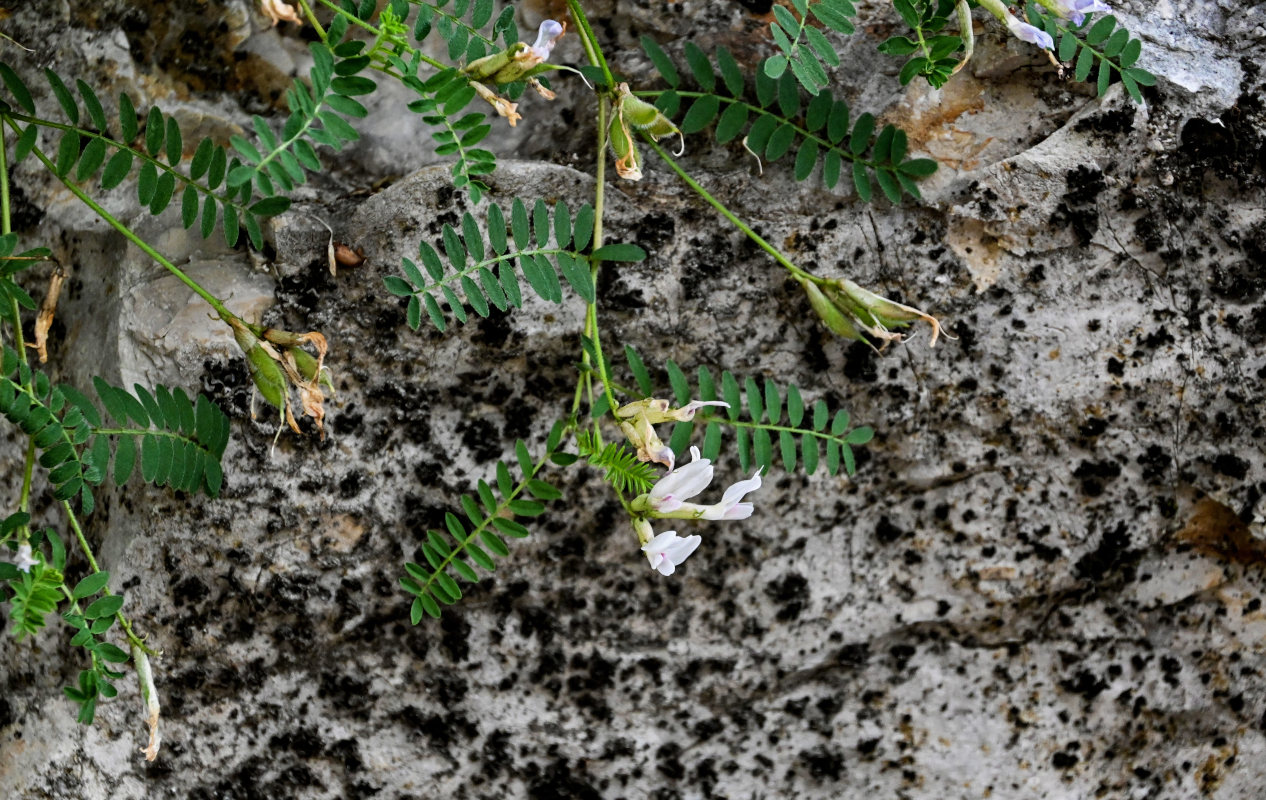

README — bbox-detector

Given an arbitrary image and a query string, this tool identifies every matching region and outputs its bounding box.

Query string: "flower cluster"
[635,446,762,521]
[620,396,764,577]
[615,398,729,470]
[463,20,567,127]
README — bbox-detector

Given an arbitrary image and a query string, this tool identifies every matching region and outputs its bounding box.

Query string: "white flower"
[641,529,702,576]
[13,542,37,573]
[666,400,730,422]
[649,446,715,512]
[644,447,763,520]
[700,470,762,520]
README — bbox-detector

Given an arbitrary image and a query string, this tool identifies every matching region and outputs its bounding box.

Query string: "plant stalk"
[645,138,818,283]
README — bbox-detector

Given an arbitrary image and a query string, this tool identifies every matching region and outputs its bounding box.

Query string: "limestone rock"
[1,2,1264,799]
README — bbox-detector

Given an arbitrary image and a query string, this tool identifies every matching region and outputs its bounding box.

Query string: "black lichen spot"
[1075,523,1138,583]
[799,746,845,781]
[528,759,603,799]
[1137,445,1172,483]
[1050,166,1106,246]
[842,341,878,382]
[1211,259,1266,303]
[1079,417,1107,438]
[875,516,907,544]
[655,743,686,780]
[764,572,808,622]
[1212,454,1249,480]
[268,726,323,759]
[1052,751,1079,769]
[1074,108,1135,141]
[1060,669,1108,702]
[441,613,471,662]
[172,575,210,607]
[1072,459,1121,497]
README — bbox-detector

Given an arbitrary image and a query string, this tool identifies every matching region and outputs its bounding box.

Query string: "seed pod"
[802,279,866,343]
[608,113,643,181]
[614,83,683,153]
[244,344,288,412]
[462,48,514,82]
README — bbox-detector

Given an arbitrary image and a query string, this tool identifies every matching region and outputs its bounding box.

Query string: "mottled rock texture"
[2,1,1265,799]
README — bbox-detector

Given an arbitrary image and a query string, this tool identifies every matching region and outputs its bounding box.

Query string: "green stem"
[564,0,614,88]
[585,97,615,412]
[91,428,204,440]
[0,123,38,529]
[645,138,818,284]
[8,113,245,212]
[696,412,850,443]
[0,119,9,237]
[63,502,152,654]
[311,0,448,70]
[11,128,237,323]
[294,0,327,38]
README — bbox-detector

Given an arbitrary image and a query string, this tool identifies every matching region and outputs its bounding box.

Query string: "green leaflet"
[620,347,872,477]
[638,43,936,202]
[399,435,562,621]
[386,199,635,331]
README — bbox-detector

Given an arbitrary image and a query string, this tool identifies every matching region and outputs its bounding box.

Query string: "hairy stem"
[10,126,238,323]
[645,139,817,283]
[63,502,152,654]
[294,0,328,38]
[569,11,616,433]
[564,0,614,88]
[0,124,38,531]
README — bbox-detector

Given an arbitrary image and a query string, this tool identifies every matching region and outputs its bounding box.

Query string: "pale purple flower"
[1050,0,1110,25]
[1006,16,1055,50]
[641,529,702,576]
[12,542,37,573]
[529,20,565,61]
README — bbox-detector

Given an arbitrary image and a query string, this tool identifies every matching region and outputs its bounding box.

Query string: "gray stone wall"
[1,1,1264,798]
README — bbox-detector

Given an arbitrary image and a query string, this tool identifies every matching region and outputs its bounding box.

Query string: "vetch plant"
[0,0,1151,760]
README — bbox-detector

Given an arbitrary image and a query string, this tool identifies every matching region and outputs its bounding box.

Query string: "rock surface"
[1,1,1265,799]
